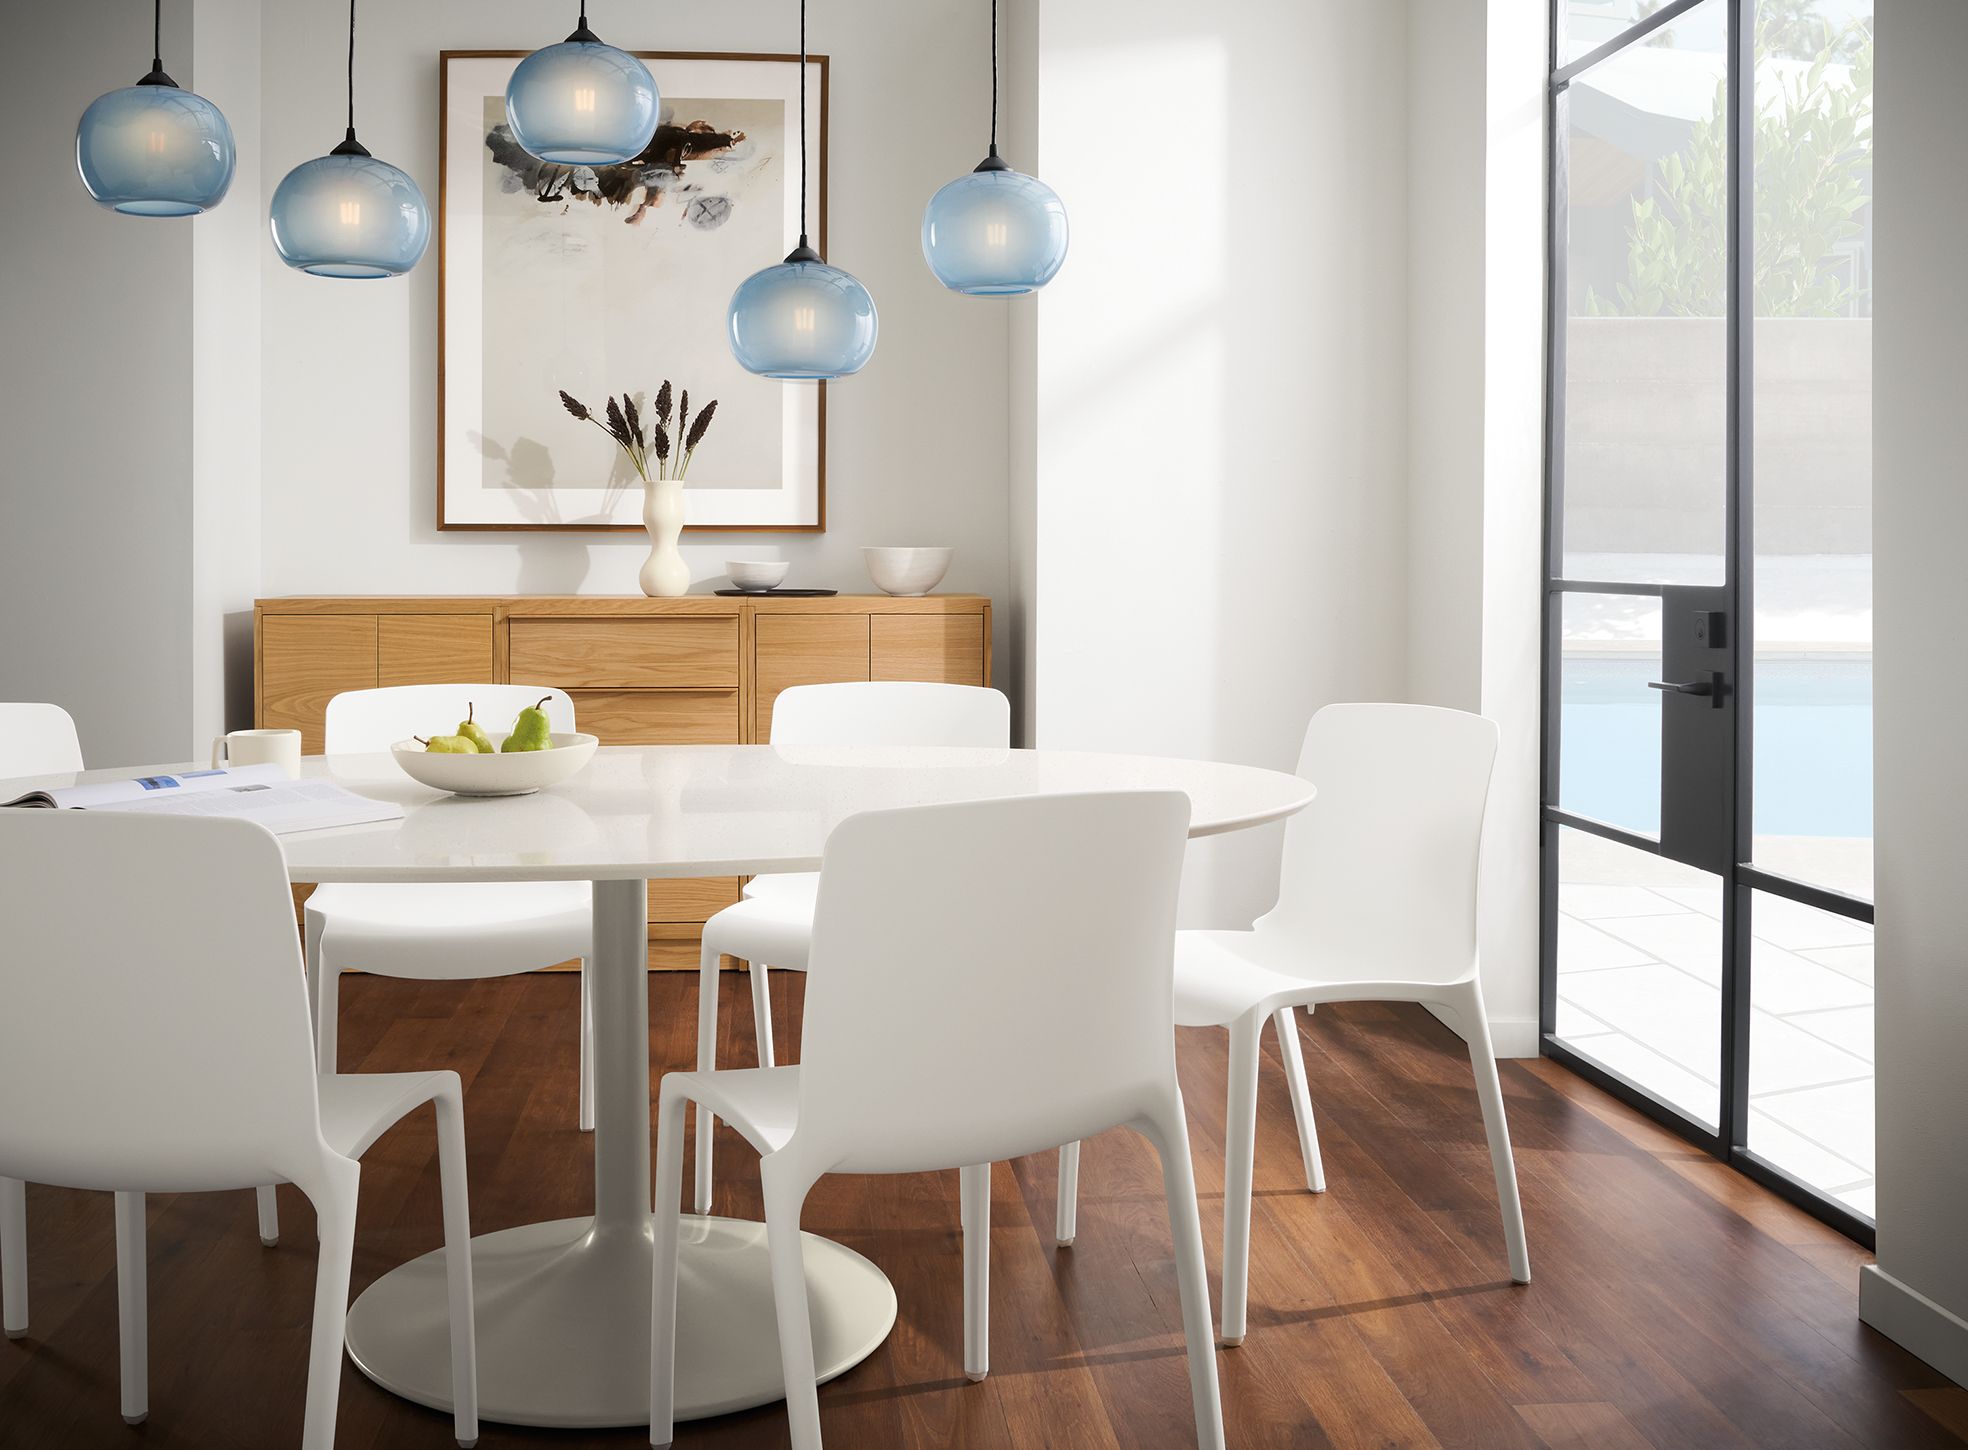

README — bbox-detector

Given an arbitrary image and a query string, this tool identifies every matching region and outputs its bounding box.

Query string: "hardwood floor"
[1,971,1961,1450]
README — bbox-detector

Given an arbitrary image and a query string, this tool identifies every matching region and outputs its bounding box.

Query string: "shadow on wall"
[1036,0,1410,927]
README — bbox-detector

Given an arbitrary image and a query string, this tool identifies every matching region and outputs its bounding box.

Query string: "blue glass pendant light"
[506,3,658,166]
[727,0,877,380]
[921,0,1068,295]
[76,0,235,217]
[269,0,430,279]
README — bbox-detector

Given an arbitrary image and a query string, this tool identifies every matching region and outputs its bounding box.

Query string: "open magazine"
[2,763,404,836]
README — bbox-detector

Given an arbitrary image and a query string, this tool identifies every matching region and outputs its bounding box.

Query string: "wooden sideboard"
[254,593,992,966]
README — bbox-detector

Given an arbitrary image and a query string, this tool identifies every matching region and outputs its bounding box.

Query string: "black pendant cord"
[799,0,810,249]
[990,0,998,155]
[331,0,370,156]
[139,0,176,87]
[569,0,599,44]
[784,0,820,263]
[975,0,1007,171]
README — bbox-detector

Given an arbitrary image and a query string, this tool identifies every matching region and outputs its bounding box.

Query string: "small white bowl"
[863,546,954,596]
[726,559,790,593]
[391,732,599,797]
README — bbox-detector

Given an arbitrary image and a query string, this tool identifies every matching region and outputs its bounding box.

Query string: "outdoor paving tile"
[1566,1029,1719,1128]
[1556,912,1656,972]
[1749,938,1874,1014]
[1592,909,1721,983]
[1781,1004,1873,1063]
[1559,963,1719,1083]
[1748,1109,1871,1198]
[1744,893,1875,952]
[1559,883,1690,919]
[1755,1077,1876,1175]
[1749,1010,1872,1095]
[1801,942,1874,986]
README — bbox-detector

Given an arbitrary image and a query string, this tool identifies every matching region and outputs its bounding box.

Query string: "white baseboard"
[1425,1004,1540,1059]
[1860,1265,1968,1387]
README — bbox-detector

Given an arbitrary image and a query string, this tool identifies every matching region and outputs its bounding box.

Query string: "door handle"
[1648,672,1723,707]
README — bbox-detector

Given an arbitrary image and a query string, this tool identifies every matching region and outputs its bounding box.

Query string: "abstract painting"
[438,51,826,531]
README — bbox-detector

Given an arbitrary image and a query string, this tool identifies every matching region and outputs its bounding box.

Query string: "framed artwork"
[438,50,827,532]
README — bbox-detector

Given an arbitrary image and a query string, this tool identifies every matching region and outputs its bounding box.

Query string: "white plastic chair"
[1059,703,1530,1346]
[651,791,1224,1450]
[314,686,595,1126]
[694,681,1011,1213]
[0,811,478,1448]
[0,702,280,1339]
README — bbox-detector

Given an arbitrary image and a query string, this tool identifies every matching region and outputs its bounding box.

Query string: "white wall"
[0,0,196,764]
[255,0,1012,687]
[1862,0,1968,1387]
[192,0,264,743]
[1406,0,1488,716]
[1400,0,1546,1056]
[1025,0,1413,928]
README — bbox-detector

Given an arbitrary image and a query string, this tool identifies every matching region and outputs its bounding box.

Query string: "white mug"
[212,728,302,778]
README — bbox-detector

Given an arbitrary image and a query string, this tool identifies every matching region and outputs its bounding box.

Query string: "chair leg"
[694,940,721,1216]
[579,959,596,1134]
[256,1184,281,1247]
[114,1191,147,1424]
[1,1176,25,1338]
[959,1164,990,1381]
[315,958,343,1078]
[1450,982,1531,1284]
[1055,1141,1081,1247]
[1141,1094,1227,1450]
[649,1085,692,1448]
[433,1085,480,1448]
[1272,1007,1326,1193]
[1221,1011,1262,1346]
[751,961,776,1069]
[301,1162,360,1450]
[761,1159,823,1450]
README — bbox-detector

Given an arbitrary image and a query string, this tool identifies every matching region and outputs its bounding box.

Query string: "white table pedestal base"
[345,1213,897,1428]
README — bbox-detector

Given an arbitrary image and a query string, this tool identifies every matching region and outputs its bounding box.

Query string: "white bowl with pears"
[391,700,599,797]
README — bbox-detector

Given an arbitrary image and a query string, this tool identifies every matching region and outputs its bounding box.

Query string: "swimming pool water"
[1561,655,1872,839]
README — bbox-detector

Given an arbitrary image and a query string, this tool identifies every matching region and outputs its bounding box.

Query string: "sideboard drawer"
[509,618,739,689]
[567,689,740,745]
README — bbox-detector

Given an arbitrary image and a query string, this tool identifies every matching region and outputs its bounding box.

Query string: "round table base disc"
[343,1214,898,1429]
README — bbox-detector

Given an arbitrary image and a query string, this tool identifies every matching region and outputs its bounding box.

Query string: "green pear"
[417,734,480,754]
[501,696,554,753]
[456,703,495,754]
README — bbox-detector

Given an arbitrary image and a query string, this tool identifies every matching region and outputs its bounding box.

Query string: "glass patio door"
[1542,0,1875,1237]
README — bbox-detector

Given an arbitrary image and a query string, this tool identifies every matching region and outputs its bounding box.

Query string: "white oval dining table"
[114,744,1315,1429]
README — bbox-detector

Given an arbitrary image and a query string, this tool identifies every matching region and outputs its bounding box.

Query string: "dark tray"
[713,587,839,597]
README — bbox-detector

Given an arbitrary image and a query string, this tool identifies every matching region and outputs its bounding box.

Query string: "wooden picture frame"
[437,50,828,533]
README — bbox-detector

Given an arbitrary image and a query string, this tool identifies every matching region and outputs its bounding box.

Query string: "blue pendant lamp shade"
[727,0,878,380]
[922,160,1067,295]
[921,0,1067,295]
[505,5,658,165]
[76,0,234,216]
[270,0,429,278]
[729,244,879,380]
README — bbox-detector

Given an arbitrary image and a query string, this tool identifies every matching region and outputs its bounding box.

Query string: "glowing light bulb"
[146,130,167,156]
[338,199,362,227]
[573,86,596,113]
[793,305,817,333]
[984,220,1008,249]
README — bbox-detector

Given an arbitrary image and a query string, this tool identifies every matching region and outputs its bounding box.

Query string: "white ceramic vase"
[638,474,691,598]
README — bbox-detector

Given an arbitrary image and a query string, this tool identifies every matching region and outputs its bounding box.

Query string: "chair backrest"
[1261,703,1499,985]
[796,790,1191,1175]
[0,812,328,1195]
[324,684,576,753]
[769,681,1010,748]
[0,702,84,776]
